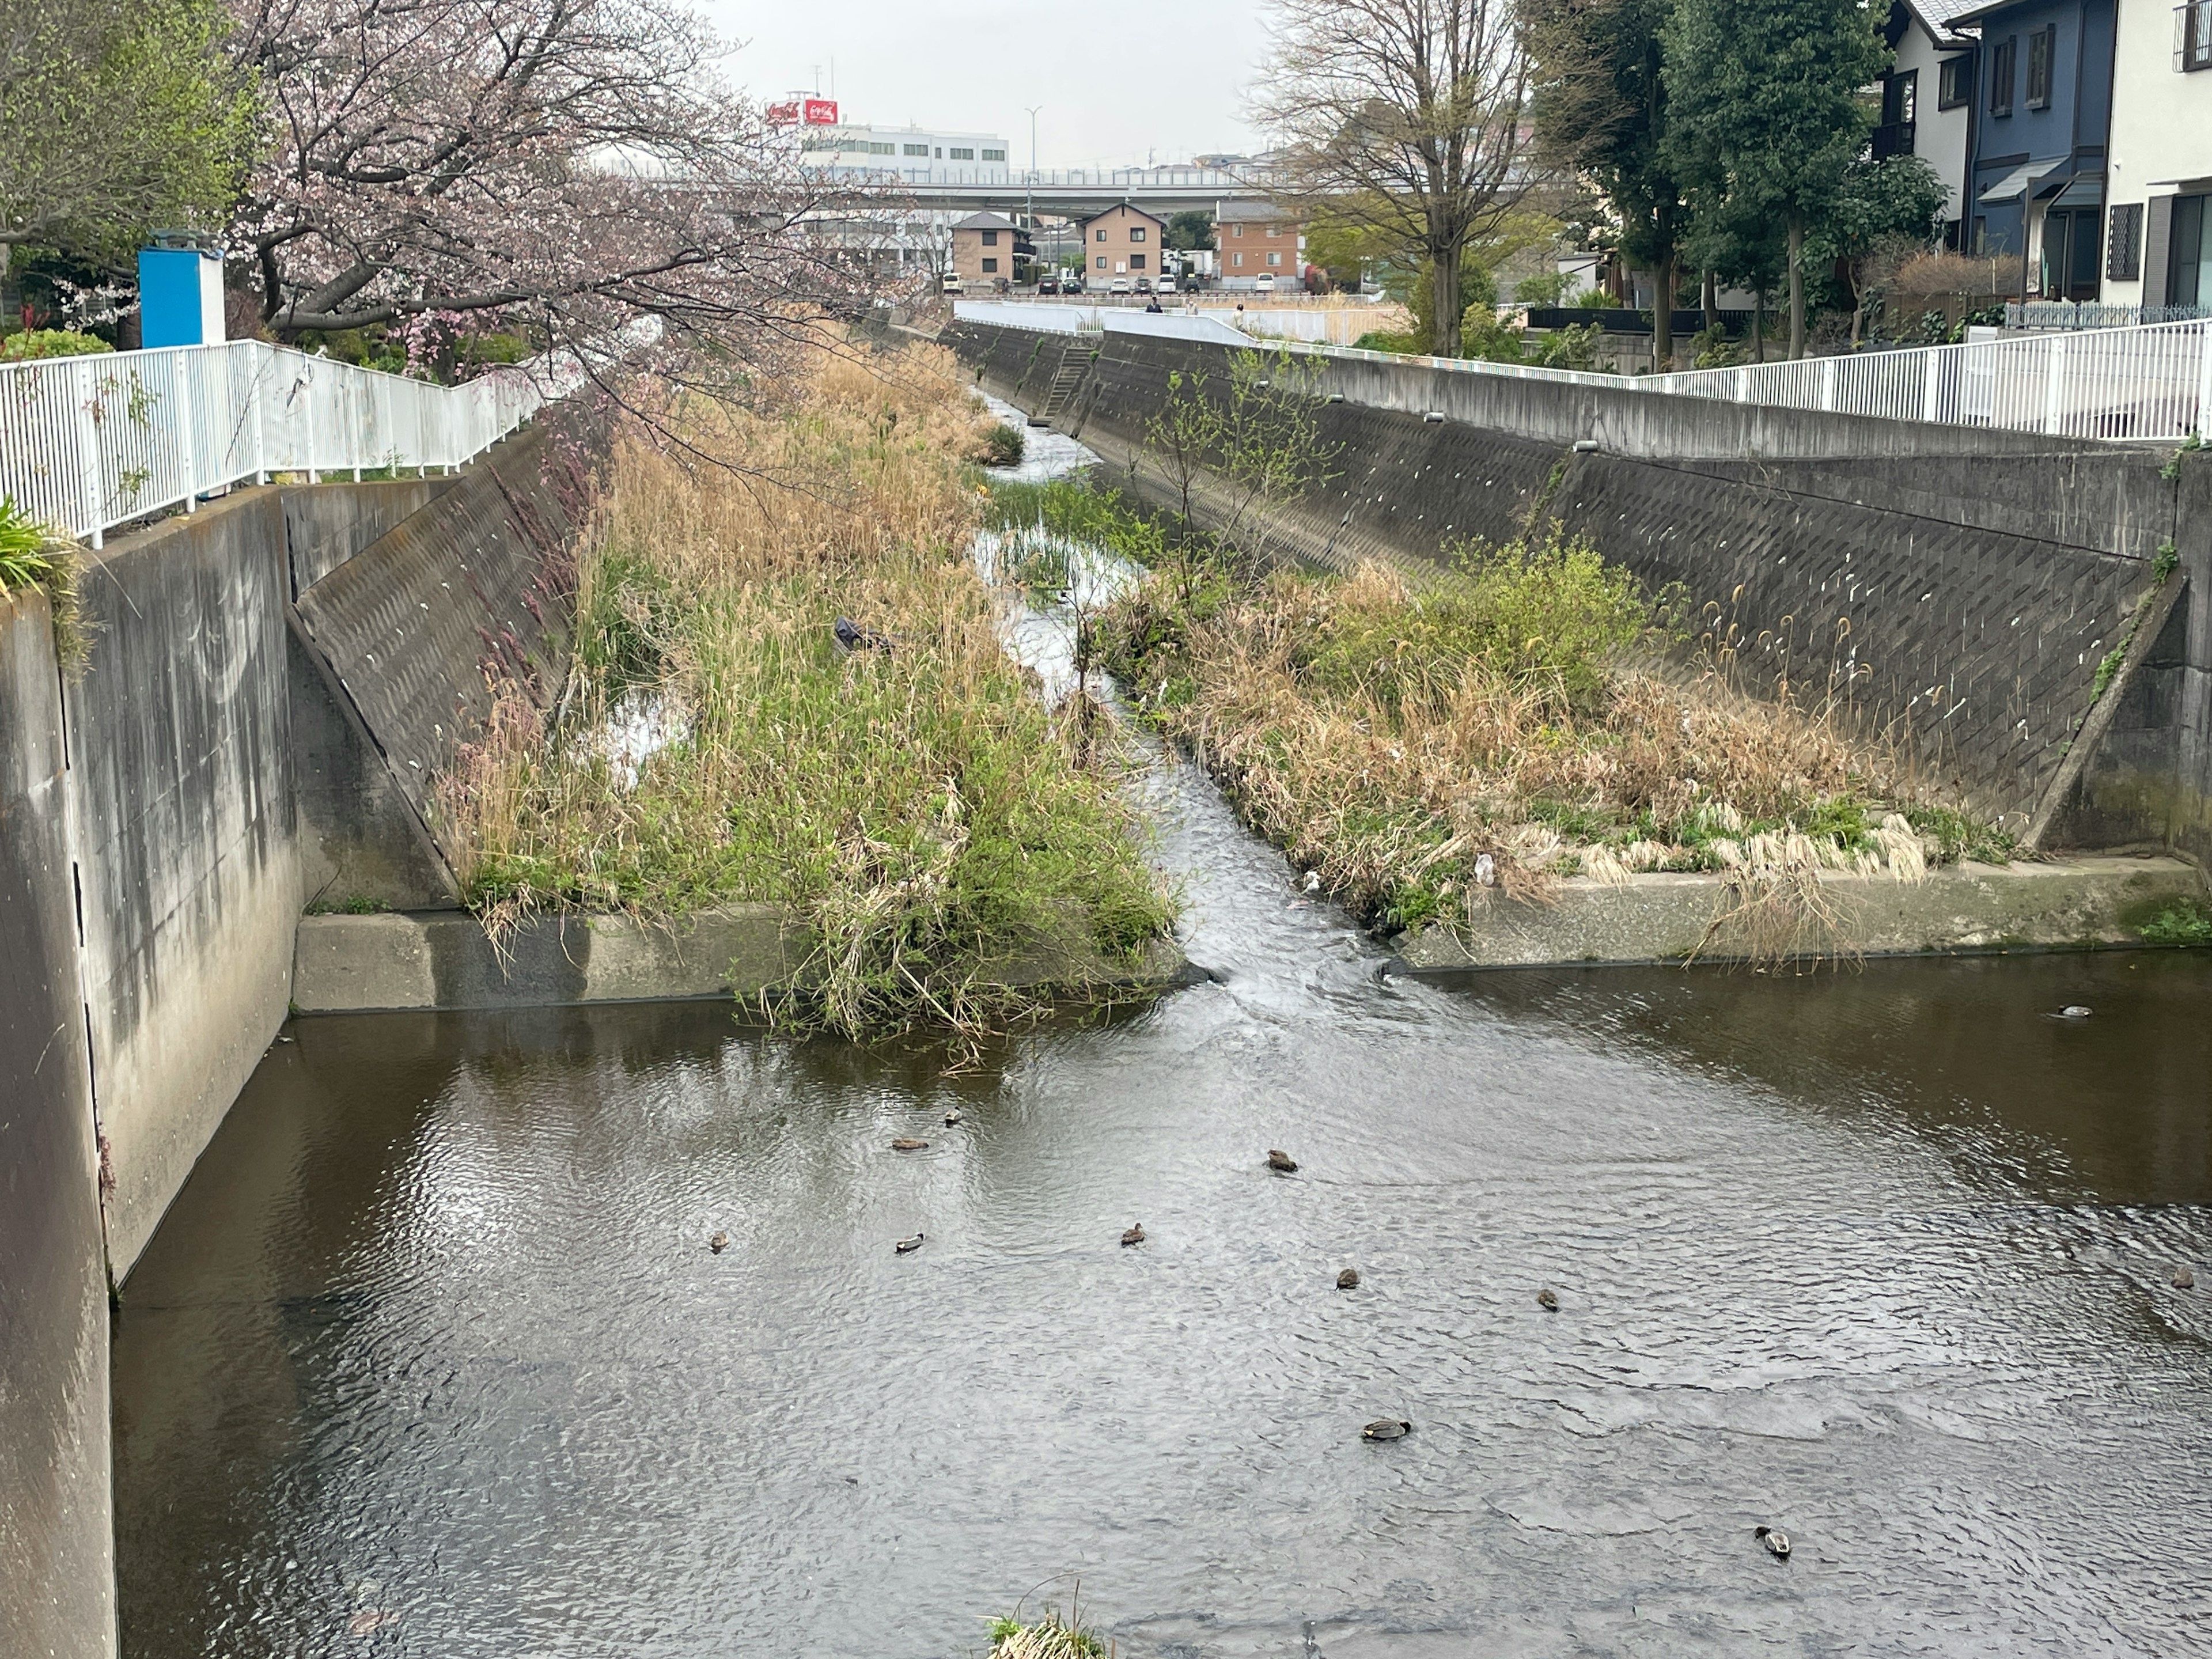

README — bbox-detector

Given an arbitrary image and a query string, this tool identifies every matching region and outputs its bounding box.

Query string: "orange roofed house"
[1080,203,1165,290]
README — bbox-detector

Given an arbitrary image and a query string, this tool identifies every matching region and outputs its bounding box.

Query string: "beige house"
[1080,203,1165,289]
[1217,199,1303,289]
[949,213,1027,287]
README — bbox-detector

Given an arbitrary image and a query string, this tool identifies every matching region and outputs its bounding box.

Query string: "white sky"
[699,0,1271,169]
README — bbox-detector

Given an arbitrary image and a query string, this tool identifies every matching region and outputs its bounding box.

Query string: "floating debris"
[1361,1418,1411,1441]
[892,1138,929,1152]
[1267,1149,1300,1174]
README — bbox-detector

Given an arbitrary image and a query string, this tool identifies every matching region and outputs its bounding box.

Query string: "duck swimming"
[894,1232,925,1254]
[709,1231,729,1254]
[1121,1224,1146,1247]
[1361,1418,1412,1441]
[943,1109,962,1127]
[1267,1149,1299,1173]
[1338,1268,1359,1290]
[1755,1526,1791,1559]
[1537,1287,1559,1312]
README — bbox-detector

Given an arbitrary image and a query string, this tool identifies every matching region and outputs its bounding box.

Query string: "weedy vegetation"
[0,495,88,669]
[436,336,1175,1042]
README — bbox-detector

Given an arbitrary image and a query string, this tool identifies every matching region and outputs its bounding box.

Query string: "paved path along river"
[115,734,2212,1654]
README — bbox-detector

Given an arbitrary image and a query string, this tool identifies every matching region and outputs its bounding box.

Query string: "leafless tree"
[1254,0,1531,357]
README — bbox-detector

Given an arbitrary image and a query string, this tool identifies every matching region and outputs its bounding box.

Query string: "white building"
[1877,0,1983,242]
[797,122,1014,185]
[2101,0,2212,312]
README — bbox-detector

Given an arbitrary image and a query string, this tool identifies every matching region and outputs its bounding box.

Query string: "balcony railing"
[1871,119,1918,159]
[2178,0,2212,70]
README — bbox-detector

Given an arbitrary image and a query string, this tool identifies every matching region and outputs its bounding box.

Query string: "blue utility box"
[138,247,226,348]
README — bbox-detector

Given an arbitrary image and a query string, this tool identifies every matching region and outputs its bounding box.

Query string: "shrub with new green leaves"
[0,329,113,362]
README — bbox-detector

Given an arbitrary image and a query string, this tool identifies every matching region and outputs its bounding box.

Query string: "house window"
[2107,203,2143,281]
[2180,0,2212,70]
[950,147,975,160]
[1130,226,1146,241]
[2026,26,2054,107]
[1991,35,2016,113]
[1267,251,1282,266]
[1130,253,1146,270]
[904,143,929,156]
[1938,55,1972,107]
[1096,229,1107,242]
[1095,255,1107,269]
[1267,225,1279,238]
[982,257,998,274]
[1232,223,1245,237]
[1883,69,1918,124]
[982,230,998,245]
[982,148,1006,161]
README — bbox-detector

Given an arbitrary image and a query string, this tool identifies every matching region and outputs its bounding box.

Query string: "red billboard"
[768,98,840,125]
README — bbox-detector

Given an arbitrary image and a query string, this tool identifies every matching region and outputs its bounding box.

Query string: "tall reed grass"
[438,338,1176,1039]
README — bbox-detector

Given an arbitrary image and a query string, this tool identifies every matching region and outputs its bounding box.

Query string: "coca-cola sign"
[768,98,840,125]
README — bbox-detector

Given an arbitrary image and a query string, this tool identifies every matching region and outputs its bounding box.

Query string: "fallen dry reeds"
[437,335,1176,1039]
[1105,543,2010,957]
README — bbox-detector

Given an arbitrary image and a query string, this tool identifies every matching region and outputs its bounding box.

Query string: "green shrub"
[976,422,1026,468]
[0,497,87,666]
[0,329,112,362]
[2140,896,2212,946]
[1568,285,1612,309]
[1350,328,1427,355]
[1514,271,1570,306]
[1533,323,1605,371]
[1459,303,1526,364]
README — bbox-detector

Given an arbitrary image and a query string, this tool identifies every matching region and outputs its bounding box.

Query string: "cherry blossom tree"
[226,0,886,378]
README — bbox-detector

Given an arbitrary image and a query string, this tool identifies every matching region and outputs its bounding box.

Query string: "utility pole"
[1024,105,1043,283]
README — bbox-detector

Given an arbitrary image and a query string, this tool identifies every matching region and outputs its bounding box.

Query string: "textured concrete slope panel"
[294,421,583,846]
[1550,454,2147,822]
[66,493,302,1277]
[0,594,116,1659]
[281,475,454,596]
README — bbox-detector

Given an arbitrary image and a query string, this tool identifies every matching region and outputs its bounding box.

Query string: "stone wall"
[0,591,114,1659]
[955,322,2186,835]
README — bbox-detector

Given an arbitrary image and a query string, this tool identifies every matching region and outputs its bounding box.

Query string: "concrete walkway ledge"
[294,906,1188,1013]
[1392,856,2207,972]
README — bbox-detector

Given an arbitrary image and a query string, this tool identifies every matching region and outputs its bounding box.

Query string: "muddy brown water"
[113,751,2212,1657]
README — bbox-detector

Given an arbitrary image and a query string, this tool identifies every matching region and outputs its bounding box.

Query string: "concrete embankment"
[1393,855,2206,971]
[949,320,2211,856]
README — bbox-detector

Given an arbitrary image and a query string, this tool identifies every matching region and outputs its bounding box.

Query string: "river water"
[112,413,2212,1656]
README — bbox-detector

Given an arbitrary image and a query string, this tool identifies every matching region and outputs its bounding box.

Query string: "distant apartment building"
[1215,200,1303,289]
[796,119,1013,184]
[1080,203,1166,288]
[950,213,1031,286]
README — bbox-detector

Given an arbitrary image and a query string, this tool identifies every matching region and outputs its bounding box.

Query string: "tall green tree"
[1164,211,1217,251]
[0,0,256,265]
[1662,0,1885,358]
[1523,0,1685,365]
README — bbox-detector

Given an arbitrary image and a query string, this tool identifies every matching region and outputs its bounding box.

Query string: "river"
[111,410,2212,1656]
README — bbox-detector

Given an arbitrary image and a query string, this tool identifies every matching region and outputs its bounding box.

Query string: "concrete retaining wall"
[0,592,114,1659]
[953,322,2191,835]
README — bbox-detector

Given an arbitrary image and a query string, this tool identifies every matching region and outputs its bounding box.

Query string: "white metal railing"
[1646,319,2212,440]
[0,340,576,547]
[957,300,2212,442]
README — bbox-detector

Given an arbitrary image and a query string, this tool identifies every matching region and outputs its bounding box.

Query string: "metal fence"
[957,300,2212,443]
[1644,319,2212,441]
[0,340,575,547]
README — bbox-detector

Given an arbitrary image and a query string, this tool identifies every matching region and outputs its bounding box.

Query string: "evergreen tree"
[1662,0,1886,357]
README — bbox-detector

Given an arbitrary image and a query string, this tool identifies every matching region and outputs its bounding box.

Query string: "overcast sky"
[699,0,1271,168]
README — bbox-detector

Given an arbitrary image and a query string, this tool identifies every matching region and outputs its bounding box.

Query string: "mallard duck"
[1121,1224,1146,1247]
[1337,1268,1360,1290]
[943,1108,962,1127]
[1537,1287,1559,1312]
[1361,1418,1412,1441]
[709,1230,729,1254]
[1754,1525,1791,1559]
[892,1137,929,1152]
[894,1232,926,1254]
[2059,1005,2092,1018]
[1267,1149,1299,1173]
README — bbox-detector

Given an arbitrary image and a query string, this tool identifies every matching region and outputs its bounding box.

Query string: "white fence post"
[253,344,268,484]
[1922,353,1942,422]
[173,349,199,513]
[71,358,105,547]
[2043,334,2068,435]
[2197,327,2212,438]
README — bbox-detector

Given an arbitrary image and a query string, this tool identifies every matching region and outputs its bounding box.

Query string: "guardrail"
[956,299,2212,442]
[0,340,575,547]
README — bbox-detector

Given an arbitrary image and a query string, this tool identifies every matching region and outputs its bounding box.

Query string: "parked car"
[1133,276,1152,294]
[1036,275,1062,295]
[1109,277,1131,294]
[1156,275,1178,294]
[941,275,964,295]
[1255,272,1276,294]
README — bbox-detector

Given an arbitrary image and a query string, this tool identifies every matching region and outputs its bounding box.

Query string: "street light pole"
[1024,104,1043,285]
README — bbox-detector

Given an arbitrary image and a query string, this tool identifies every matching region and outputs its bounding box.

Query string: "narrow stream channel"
[111,407,2212,1657]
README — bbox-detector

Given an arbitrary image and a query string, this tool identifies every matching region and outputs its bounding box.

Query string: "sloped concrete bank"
[1392,856,2206,971]
[293,910,1188,1012]
[949,321,2210,854]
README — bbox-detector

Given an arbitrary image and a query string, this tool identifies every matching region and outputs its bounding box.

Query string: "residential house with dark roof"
[1878,0,1985,245]
[949,213,1029,287]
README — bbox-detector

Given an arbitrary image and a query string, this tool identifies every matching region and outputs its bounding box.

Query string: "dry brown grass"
[437,335,1176,1038]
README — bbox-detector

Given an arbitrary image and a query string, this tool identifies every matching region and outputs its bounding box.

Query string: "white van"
[941,275,964,296]
[1255,272,1276,294]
